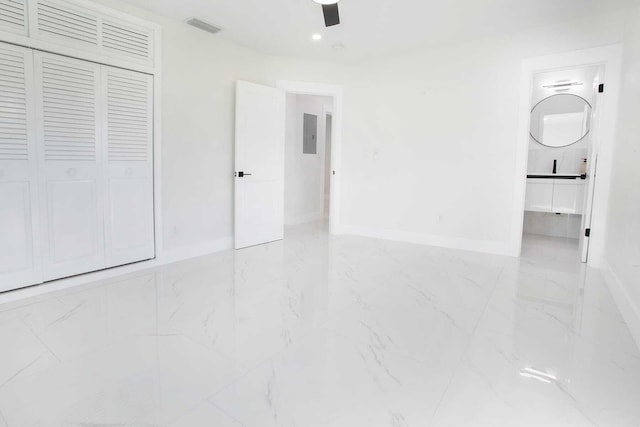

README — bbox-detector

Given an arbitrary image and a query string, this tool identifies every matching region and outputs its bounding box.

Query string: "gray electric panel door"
[303,113,318,154]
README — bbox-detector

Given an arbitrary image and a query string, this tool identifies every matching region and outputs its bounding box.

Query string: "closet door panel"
[35,51,105,281]
[46,177,99,263]
[102,66,154,266]
[0,42,40,292]
[0,0,28,36]
[0,183,30,270]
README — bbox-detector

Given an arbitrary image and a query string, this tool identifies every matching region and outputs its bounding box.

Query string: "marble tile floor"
[0,224,639,426]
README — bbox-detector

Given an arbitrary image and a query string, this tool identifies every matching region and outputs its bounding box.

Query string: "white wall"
[338,10,628,254]
[84,0,632,260]
[604,5,640,346]
[285,95,333,225]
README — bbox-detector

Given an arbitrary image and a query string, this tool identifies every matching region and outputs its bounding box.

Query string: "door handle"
[236,171,252,177]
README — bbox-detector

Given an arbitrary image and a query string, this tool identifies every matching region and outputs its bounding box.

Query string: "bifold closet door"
[0,42,40,291]
[34,52,105,282]
[102,66,154,267]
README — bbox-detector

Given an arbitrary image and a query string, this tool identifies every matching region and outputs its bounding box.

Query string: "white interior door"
[234,80,285,249]
[35,52,105,281]
[0,42,40,291]
[102,65,155,267]
[579,155,597,262]
[579,71,603,263]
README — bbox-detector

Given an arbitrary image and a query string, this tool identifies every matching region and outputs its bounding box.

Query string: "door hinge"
[585,228,591,237]
[598,84,605,93]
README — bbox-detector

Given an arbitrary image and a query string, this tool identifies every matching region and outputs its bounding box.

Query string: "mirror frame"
[529,93,593,148]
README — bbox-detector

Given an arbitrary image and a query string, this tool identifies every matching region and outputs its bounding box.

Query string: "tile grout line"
[207,400,248,427]
[20,318,62,363]
[429,262,509,420]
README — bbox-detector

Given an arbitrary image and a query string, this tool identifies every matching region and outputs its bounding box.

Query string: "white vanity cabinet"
[525,180,554,212]
[525,177,585,215]
[552,180,585,214]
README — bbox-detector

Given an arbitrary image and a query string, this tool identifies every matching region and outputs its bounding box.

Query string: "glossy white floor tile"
[1,224,639,426]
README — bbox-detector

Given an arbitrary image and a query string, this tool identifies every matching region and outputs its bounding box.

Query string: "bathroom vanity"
[525,91,591,216]
[525,175,585,214]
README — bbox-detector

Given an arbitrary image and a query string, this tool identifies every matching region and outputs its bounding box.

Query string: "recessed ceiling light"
[312,33,322,41]
[332,43,344,50]
[312,0,341,4]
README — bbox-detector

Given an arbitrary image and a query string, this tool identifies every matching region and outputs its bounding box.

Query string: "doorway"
[234,80,343,250]
[284,94,333,228]
[512,45,623,266]
[521,65,602,262]
[277,81,343,236]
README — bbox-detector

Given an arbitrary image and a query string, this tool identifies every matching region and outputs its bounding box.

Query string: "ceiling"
[121,0,634,62]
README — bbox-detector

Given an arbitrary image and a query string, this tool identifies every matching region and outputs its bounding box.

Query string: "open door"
[579,155,597,262]
[234,81,285,249]
[579,67,605,263]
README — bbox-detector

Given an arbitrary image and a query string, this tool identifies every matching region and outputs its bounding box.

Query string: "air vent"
[0,0,27,34]
[186,18,222,34]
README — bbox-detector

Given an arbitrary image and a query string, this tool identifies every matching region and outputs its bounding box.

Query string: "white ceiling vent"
[186,18,222,35]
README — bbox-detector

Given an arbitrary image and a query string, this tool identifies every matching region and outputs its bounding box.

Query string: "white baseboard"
[159,236,234,264]
[285,212,324,226]
[341,224,513,256]
[0,236,234,306]
[601,261,640,351]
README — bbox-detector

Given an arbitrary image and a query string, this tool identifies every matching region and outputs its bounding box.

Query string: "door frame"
[322,105,333,220]
[510,45,622,267]
[276,80,343,235]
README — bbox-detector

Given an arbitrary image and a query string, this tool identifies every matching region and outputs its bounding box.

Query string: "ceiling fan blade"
[322,3,340,27]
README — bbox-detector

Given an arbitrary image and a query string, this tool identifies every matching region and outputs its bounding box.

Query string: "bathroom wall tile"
[528,139,588,175]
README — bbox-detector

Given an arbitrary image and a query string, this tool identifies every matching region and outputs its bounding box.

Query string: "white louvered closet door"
[0,41,40,291]
[102,65,154,267]
[0,0,28,36]
[34,51,105,281]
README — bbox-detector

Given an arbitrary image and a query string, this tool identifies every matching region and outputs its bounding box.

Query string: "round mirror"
[530,94,592,148]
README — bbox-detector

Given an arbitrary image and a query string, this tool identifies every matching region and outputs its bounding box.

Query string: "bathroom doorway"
[521,65,602,262]
[513,46,622,266]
